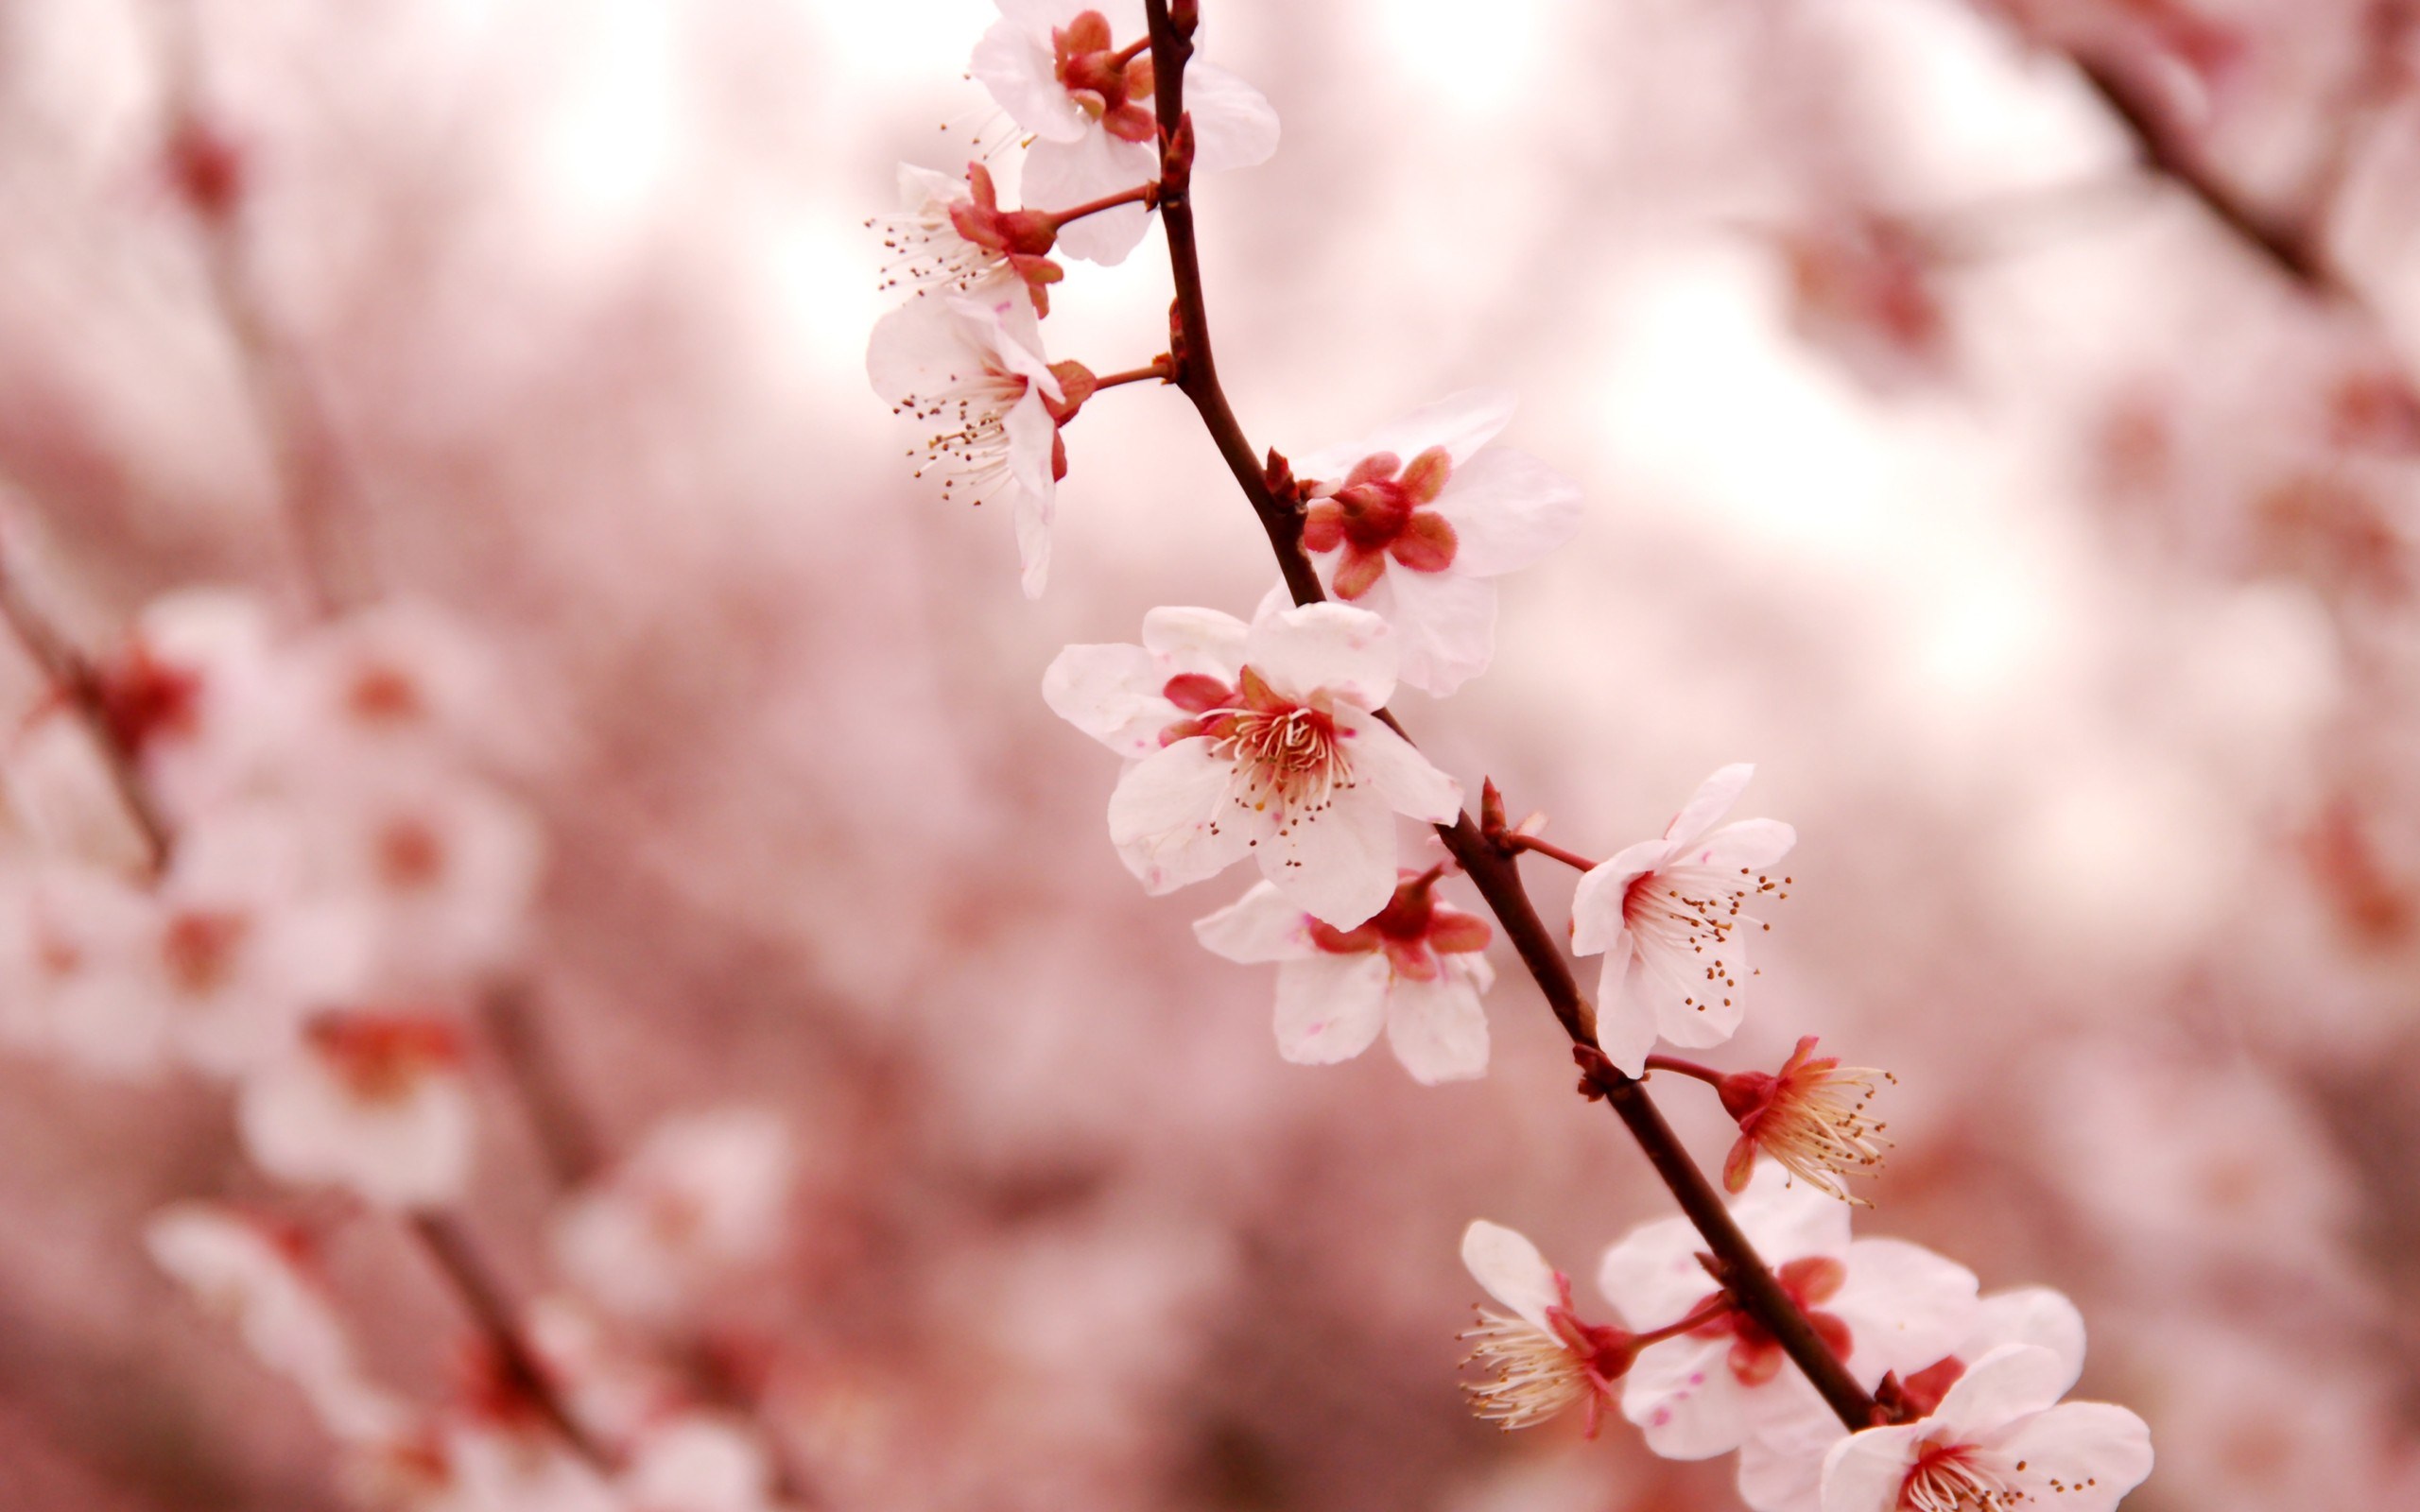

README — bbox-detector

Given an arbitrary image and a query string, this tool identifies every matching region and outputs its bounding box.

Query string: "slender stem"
[1643,1054,1728,1089]
[1141,0,1876,1433]
[1634,1294,1735,1347]
[1504,833,1600,873]
[409,1211,611,1467]
[1043,180,1157,230]
[1091,359,1172,390]
[0,547,173,874]
[480,981,606,1189]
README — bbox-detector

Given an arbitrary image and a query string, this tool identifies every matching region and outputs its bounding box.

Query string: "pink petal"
[1183,61,1281,175]
[1333,705,1461,824]
[1992,1402,2154,1512]
[1191,882,1317,964]
[1041,643,1171,757]
[1666,763,1756,847]
[1384,971,1489,1084]
[1427,446,1584,576]
[1242,602,1397,710]
[1272,952,1391,1065]
[1460,1219,1563,1336]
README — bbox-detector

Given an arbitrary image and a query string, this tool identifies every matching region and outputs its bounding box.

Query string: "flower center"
[306,1010,463,1103]
[1899,1437,2021,1512]
[162,907,251,997]
[1051,13,1157,143]
[904,361,1036,507]
[377,816,449,891]
[1208,698,1346,816]
[1299,448,1460,599]
[1622,859,1784,1017]
[97,644,203,756]
[1686,1254,1853,1386]
[347,662,426,726]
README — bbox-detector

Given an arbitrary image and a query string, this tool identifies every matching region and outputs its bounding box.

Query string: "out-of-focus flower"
[1708,1036,1891,1201]
[1290,390,1583,696]
[1458,1220,1634,1435]
[1193,868,1494,1083]
[268,599,527,775]
[95,589,279,821]
[1818,1344,2152,1512]
[1569,763,1794,1075]
[1773,213,1952,393]
[867,288,1069,597]
[969,1,1278,265]
[1737,1288,2086,1512]
[552,1108,794,1327]
[1597,1162,1977,1460]
[237,1007,474,1209]
[619,1414,786,1512]
[0,857,166,1074]
[873,163,1064,315]
[146,1202,410,1444]
[413,1421,622,1512]
[1045,600,1461,926]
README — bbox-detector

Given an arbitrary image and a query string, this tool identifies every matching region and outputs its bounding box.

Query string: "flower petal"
[1184,61,1281,174]
[1694,817,1796,873]
[1991,1402,2154,1512]
[969,17,1089,143]
[1022,132,1157,265]
[1244,602,1396,709]
[1569,839,1665,955]
[1108,738,1255,894]
[1667,763,1756,846]
[1295,389,1519,483]
[1817,1423,1928,1512]
[1460,1219,1562,1336]
[1737,1420,1841,1512]
[1928,1344,2075,1438]
[1001,384,1058,498]
[1592,939,1657,1075]
[1597,1210,1721,1330]
[1825,1239,1979,1382]
[1965,1287,2087,1387]
[1428,447,1584,577]
[1042,643,1175,757]
[1259,783,1399,927]
[1141,605,1251,677]
[1622,1335,1788,1459]
[1385,970,1489,1084]
[1378,566,1498,697]
[1192,881,1317,964]
[1334,705,1461,824]
[1272,952,1390,1064]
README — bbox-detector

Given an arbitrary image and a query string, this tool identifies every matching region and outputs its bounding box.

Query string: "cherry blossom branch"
[1498,833,1600,873]
[408,1211,610,1468]
[1140,0,1877,1434]
[480,980,607,1189]
[0,544,174,874]
[1643,1054,1729,1089]
[1090,358,1173,390]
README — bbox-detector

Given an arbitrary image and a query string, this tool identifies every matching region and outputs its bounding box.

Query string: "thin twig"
[1140,0,1877,1434]
[408,1211,612,1469]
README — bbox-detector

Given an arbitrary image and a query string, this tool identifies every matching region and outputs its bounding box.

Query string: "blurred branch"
[1142,0,1880,1435]
[481,980,608,1190]
[408,1211,612,1469]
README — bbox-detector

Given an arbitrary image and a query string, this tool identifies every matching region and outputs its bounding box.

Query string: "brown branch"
[480,980,607,1190]
[408,1211,611,1468]
[1141,0,1877,1434]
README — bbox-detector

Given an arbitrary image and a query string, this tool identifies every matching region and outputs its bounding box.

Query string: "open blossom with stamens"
[1712,1036,1893,1202]
[1569,763,1795,1075]
[1044,601,1462,926]
[1819,1343,2152,1512]
[1289,390,1583,696]
[970,1,1279,265]
[1597,1162,1977,1460]
[873,163,1064,314]
[237,1006,475,1208]
[1193,868,1495,1083]
[1458,1220,1638,1435]
[868,288,1087,597]
[1738,1289,2087,1512]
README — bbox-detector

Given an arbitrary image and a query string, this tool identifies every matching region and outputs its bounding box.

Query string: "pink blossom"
[1568,763,1795,1075]
[619,1415,786,1512]
[95,588,279,822]
[237,1006,475,1208]
[867,288,1069,597]
[1193,869,1494,1083]
[1818,1343,2152,1512]
[1596,1162,1978,1460]
[0,858,167,1074]
[1289,390,1583,696]
[1044,601,1462,927]
[873,162,1064,315]
[552,1108,795,1326]
[1457,1220,1633,1435]
[970,1,1278,265]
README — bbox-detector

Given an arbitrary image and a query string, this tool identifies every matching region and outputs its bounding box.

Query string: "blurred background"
[0,0,2415,1507]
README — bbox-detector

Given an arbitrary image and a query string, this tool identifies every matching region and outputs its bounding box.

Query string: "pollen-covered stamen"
[305,1010,464,1104]
[894,358,1039,507]
[1899,1436,2024,1512]
[870,163,1064,313]
[1623,861,1789,1017]
[1685,1254,1853,1387]
[1299,447,1460,599]
[1459,1268,1634,1435]
[1716,1036,1893,1201]
[1201,666,1353,821]
[1051,12,1157,143]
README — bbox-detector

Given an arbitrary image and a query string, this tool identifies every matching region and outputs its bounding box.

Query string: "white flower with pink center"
[1596,1162,1978,1461]
[1290,389,1583,696]
[1045,601,1462,927]
[619,1415,785,1512]
[867,287,1070,597]
[970,1,1278,266]
[1568,763,1795,1075]
[146,1203,410,1445]
[1193,868,1495,1083]
[0,858,167,1074]
[873,162,1064,315]
[552,1108,795,1326]
[237,1006,475,1209]
[95,588,280,822]
[1737,1289,2088,1512]
[1457,1220,1638,1435]
[1818,1342,2152,1512]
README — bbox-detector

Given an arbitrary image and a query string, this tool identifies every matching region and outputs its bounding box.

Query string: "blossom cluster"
[863,5,2157,1509]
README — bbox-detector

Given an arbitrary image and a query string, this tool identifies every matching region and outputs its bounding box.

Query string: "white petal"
[1141,605,1251,676]
[1570,840,1665,955]
[1271,952,1390,1064]
[1731,1161,1856,1259]
[1042,643,1171,757]
[1385,970,1489,1084]
[969,18,1088,143]
[1191,882,1316,964]
[1667,763,1756,846]
[1647,923,1748,1052]
[1259,784,1399,927]
[1184,61,1281,174]
[895,161,967,211]
[1994,1402,2153,1512]
[1380,567,1497,698]
[1623,1335,1776,1459]
[1295,389,1518,482]
[956,291,1058,397]
[1001,385,1059,500]
[238,1058,473,1210]
[865,298,964,406]
[1691,817,1796,873]
[1737,1420,1844,1512]
[1429,447,1584,577]
[1107,738,1255,894]
[1334,705,1461,823]
[1460,1219,1562,1336]
[1592,940,1657,1076]
[1023,132,1157,265]
[1244,602,1397,709]
[1818,1423,1927,1512]
[1826,1239,1979,1382]
[1964,1287,2087,1386]
[1014,488,1054,599]
[1928,1344,2075,1438]
[1597,1210,1724,1330]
